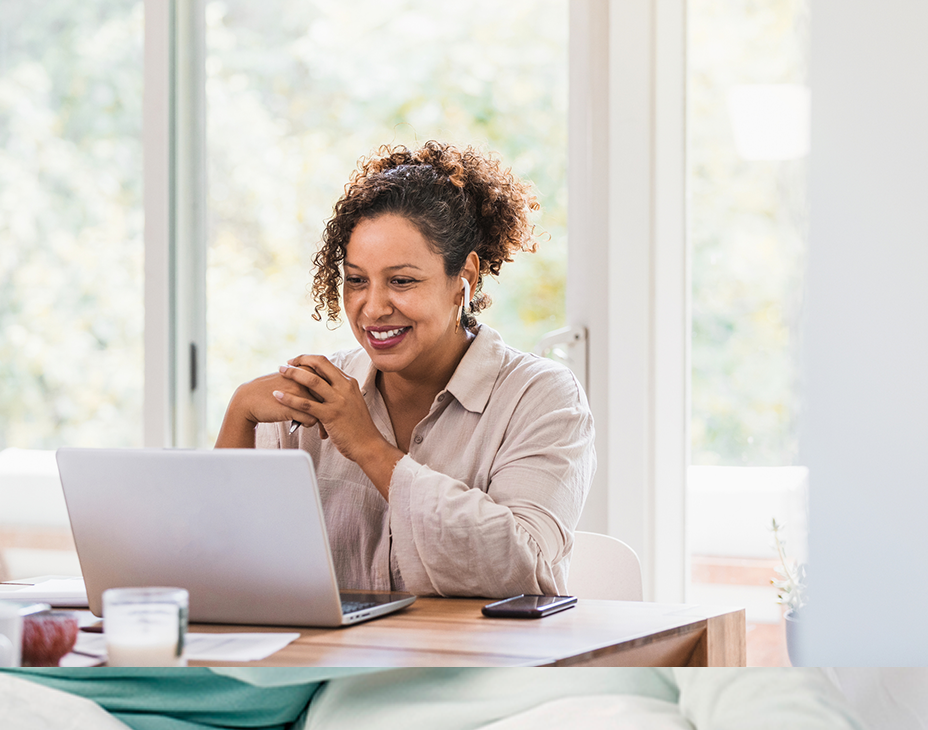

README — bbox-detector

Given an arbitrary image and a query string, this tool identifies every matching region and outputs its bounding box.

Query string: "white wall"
[799,0,928,664]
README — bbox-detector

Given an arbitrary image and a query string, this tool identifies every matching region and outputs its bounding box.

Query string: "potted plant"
[770,517,806,665]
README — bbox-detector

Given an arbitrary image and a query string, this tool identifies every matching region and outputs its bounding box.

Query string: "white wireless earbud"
[457,278,471,333]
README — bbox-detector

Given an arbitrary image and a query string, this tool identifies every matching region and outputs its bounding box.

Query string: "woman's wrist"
[354,438,405,500]
[215,389,259,448]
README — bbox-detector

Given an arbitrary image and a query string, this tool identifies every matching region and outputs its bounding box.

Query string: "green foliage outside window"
[0,1,144,449]
[688,0,808,466]
[1,0,808,469]
[0,0,567,449]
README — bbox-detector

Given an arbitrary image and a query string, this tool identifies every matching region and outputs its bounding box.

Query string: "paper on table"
[71,631,301,663]
[184,632,302,662]
[0,577,88,608]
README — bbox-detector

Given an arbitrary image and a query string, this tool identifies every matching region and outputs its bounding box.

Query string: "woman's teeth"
[370,327,406,340]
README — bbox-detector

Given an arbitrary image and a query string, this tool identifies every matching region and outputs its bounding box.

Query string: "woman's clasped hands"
[274,355,403,498]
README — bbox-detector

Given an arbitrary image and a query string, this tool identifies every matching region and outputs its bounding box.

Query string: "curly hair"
[311,140,540,329]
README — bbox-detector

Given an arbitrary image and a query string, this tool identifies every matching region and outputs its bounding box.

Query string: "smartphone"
[481,594,577,619]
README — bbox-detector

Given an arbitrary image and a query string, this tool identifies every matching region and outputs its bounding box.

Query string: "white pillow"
[477,695,693,730]
[826,668,928,730]
[673,668,867,730]
[0,674,132,730]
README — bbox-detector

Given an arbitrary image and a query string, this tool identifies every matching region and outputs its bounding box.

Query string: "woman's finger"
[285,355,332,384]
[278,365,329,401]
[286,355,347,386]
[272,390,321,422]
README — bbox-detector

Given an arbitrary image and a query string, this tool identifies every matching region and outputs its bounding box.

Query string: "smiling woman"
[215,142,594,598]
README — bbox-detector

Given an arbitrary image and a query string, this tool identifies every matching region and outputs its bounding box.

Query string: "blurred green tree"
[1,0,808,467]
[0,0,144,449]
[688,0,808,466]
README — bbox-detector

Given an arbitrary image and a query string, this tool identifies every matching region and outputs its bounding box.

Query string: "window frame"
[143,0,207,449]
[568,0,687,602]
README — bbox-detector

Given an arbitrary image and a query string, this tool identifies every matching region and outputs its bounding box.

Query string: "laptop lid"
[55,448,414,627]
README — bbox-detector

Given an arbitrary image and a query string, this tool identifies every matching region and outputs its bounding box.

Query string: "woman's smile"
[365,325,412,348]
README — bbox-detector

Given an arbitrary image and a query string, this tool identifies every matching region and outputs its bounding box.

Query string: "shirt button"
[437,394,445,402]
[414,435,423,444]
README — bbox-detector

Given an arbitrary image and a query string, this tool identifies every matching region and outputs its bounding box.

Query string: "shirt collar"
[357,324,505,414]
[443,324,505,414]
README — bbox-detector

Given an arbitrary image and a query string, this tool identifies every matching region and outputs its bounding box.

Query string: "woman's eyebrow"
[344,262,424,272]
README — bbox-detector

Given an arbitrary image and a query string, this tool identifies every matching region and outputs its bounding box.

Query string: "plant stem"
[772,521,799,592]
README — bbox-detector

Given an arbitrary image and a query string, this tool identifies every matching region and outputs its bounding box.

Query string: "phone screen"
[481,594,577,618]
[499,595,567,610]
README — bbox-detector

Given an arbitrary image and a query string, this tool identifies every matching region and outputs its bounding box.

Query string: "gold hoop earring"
[456,277,471,334]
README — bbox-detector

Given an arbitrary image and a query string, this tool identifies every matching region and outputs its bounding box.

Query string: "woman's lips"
[365,326,410,350]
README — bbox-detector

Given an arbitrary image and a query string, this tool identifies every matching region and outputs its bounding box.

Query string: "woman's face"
[343,214,464,379]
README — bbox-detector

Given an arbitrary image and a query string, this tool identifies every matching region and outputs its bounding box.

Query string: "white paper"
[184,632,302,662]
[68,630,300,663]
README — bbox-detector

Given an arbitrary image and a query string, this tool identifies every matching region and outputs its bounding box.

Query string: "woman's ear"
[462,251,480,293]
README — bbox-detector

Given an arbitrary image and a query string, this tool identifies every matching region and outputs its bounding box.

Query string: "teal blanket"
[0,668,384,730]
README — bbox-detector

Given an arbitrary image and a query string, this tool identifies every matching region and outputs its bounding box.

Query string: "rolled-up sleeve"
[388,365,595,598]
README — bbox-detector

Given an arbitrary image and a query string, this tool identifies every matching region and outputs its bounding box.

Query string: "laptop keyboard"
[341,599,382,615]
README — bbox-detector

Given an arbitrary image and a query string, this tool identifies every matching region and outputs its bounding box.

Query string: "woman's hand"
[215,370,323,449]
[275,355,404,499]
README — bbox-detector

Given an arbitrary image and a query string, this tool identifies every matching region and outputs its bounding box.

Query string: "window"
[0,1,144,450]
[686,0,810,666]
[0,0,143,580]
[204,0,568,442]
[3,2,685,606]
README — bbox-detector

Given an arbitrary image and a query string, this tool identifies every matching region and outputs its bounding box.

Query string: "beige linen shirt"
[255,325,595,598]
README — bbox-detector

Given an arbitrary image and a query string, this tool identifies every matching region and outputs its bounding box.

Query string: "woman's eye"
[345,277,366,286]
[392,278,416,286]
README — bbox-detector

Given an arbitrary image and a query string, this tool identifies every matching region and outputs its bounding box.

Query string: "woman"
[216,141,595,598]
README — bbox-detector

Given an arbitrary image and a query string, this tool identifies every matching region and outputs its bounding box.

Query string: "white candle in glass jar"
[103,587,188,667]
[106,636,185,667]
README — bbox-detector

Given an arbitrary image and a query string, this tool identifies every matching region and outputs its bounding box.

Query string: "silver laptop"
[55,447,416,627]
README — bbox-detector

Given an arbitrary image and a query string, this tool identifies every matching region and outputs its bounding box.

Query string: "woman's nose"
[362,283,393,320]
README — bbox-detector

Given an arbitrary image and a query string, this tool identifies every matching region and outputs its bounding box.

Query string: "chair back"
[567,530,643,601]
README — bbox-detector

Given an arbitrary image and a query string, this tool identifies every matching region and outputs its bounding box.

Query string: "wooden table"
[188,597,745,667]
